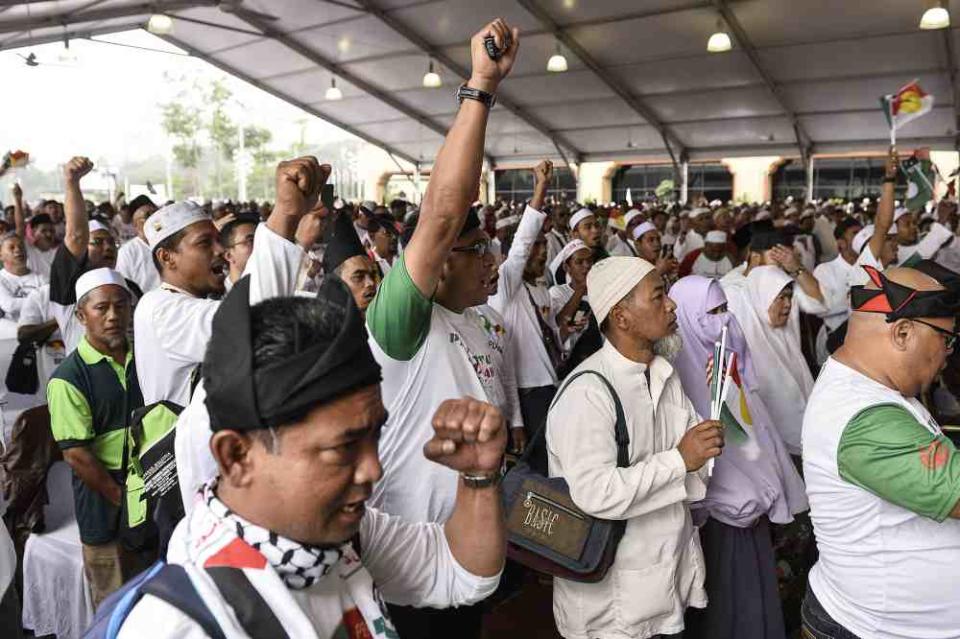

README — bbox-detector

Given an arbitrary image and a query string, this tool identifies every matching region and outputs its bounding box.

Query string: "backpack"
[121,401,185,555]
[82,560,224,639]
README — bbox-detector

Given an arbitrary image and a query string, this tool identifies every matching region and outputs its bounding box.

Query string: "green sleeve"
[47,378,94,447]
[365,253,434,361]
[838,403,960,522]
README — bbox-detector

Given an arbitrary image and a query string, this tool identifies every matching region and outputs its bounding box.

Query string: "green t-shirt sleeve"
[365,253,434,361]
[838,403,960,522]
[47,378,94,448]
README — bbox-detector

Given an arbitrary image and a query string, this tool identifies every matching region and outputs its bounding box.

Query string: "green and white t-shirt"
[803,358,960,638]
[366,255,510,524]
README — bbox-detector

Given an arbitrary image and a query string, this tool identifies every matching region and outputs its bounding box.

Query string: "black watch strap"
[457,83,497,109]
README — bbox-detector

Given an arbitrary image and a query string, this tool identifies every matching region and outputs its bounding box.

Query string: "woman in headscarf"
[671,275,808,639]
[725,265,814,456]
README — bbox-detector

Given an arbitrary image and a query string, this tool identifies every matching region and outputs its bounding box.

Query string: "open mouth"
[340,499,366,519]
[211,261,227,279]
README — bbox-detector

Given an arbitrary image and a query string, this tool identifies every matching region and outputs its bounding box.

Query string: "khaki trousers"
[81,541,141,610]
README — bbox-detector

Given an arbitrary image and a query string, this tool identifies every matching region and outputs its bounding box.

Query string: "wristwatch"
[457,83,497,109]
[883,176,897,184]
[460,470,502,489]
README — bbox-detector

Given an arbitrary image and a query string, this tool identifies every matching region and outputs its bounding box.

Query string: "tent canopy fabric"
[2,0,958,166]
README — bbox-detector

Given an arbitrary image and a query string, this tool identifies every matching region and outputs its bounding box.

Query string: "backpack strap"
[138,564,226,639]
[523,369,630,468]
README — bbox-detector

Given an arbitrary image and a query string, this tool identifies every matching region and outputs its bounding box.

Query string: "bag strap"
[140,564,226,639]
[524,369,630,468]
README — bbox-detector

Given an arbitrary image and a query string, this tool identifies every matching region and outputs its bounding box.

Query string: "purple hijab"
[670,275,808,527]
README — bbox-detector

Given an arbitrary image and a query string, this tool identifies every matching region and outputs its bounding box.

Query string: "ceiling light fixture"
[920,2,950,29]
[422,60,442,88]
[325,77,343,100]
[147,14,174,35]
[59,34,78,63]
[547,42,568,73]
[707,19,732,53]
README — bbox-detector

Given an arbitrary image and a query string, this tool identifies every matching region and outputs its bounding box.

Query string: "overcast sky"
[0,29,354,171]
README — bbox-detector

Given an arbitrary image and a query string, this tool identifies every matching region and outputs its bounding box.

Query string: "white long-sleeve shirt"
[116,236,161,293]
[488,205,559,389]
[0,270,46,321]
[118,506,499,638]
[812,254,857,332]
[135,224,304,405]
[547,341,708,639]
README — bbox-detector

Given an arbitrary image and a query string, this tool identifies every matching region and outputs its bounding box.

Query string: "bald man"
[802,263,960,639]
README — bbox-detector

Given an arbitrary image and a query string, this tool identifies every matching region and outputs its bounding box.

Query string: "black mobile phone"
[321,184,335,210]
[484,31,511,61]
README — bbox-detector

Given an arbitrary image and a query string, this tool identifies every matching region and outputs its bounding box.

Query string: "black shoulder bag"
[500,370,629,583]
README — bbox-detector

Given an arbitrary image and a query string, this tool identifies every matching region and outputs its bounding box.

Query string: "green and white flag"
[901,155,936,212]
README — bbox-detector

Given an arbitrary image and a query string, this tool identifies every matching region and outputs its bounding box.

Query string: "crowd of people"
[1,17,959,639]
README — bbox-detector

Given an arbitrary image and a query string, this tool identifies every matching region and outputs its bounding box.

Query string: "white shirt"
[793,234,817,272]
[896,221,955,266]
[549,283,589,353]
[545,228,566,278]
[118,506,499,638]
[488,205,558,390]
[813,215,838,264]
[116,236,161,293]
[606,233,636,257]
[690,253,733,279]
[25,244,55,280]
[547,341,707,639]
[373,251,395,277]
[812,254,857,332]
[674,228,704,261]
[803,359,960,639]
[0,270,46,322]
[18,284,82,353]
[135,224,305,405]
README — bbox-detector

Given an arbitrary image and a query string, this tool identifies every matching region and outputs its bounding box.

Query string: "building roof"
[2,0,957,166]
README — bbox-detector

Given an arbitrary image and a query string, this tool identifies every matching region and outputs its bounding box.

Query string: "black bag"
[5,341,39,395]
[501,370,629,583]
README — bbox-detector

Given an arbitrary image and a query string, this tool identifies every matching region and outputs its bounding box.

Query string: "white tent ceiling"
[2,0,959,167]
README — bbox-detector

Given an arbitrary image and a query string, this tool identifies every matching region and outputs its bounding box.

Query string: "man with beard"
[115,194,161,293]
[545,256,722,639]
[322,210,379,315]
[19,157,141,354]
[47,268,145,608]
[135,156,325,406]
[488,160,558,446]
[364,18,519,637]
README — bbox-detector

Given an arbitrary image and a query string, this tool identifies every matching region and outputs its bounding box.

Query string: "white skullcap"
[632,221,657,240]
[690,207,711,219]
[755,210,772,220]
[495,215,519,230]
[705,230,728,244]
[569,208,595,231]
[145,201,210,250]
[88,220,110,234]
[359,200,378,215]
[709,199,722,208]
[852,223,898,254]
[549,239,588,280]
[623,209,643,226]
[893,207,912,222]
[75,267,129,302]
[586,256,656,325]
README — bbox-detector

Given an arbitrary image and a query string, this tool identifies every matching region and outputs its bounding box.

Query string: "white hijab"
[726,265,814,454]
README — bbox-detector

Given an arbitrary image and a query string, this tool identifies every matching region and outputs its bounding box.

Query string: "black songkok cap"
[833,216,862,241]
[127,194,156,215]
[850,264,960,321]
[322,211,366,274]
[218,212,260,245]
[203,275,382,432]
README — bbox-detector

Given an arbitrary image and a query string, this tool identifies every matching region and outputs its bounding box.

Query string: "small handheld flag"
[881,81,935,145]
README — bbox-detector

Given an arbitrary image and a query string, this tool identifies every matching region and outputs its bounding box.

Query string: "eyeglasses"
[912,318,960,351]
[227,235,255,249]
[451,239,492,258]
[88,238,118,248]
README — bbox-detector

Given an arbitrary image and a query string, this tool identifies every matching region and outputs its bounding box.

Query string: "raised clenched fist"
[274,156,330,219]
[64,157,93,184]
[533,160,554,188]
[423,398,507,475]
[469,18,520,94]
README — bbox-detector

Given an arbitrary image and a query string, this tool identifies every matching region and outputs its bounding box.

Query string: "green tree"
[244,125,275,200]
[206,80,237,197]
[159,73,204,197]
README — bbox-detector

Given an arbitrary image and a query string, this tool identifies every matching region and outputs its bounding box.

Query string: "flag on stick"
[881,81,935,145]
[901,151,937,212]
